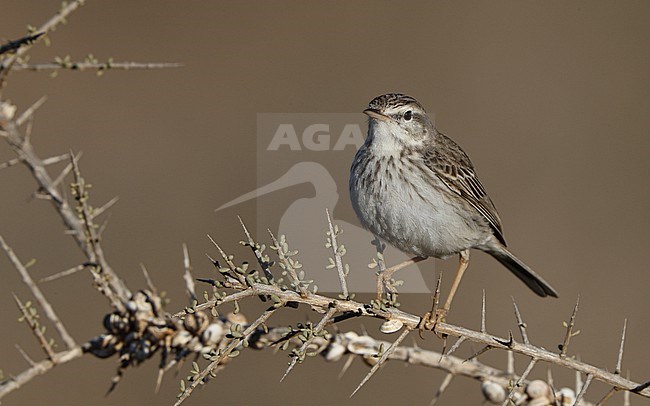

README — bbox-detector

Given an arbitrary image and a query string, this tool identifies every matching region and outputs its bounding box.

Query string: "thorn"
[445,336,466,357]
[350,327,411,397]
[574,373,594,406]
[511,297,529,345]
[624,371,631,406]
[207,234,231,268]
[140,263,157,294]
[481,289,486,333]
[97,215,111,238]
[595,387,617,405]
[15,344,35,366]
[429,373,453,406]
[41,153,72,166]
[50,158,74,189]
[39,263,86,283]
[155,367,164,393]
[494,331,515,348]
[338,354,355,379]
[501,358,538,406]
[182,244,197,303]
[615,318,627,375]
[464,344,493,363]
[92,196,119,219]
[16,96,47,126]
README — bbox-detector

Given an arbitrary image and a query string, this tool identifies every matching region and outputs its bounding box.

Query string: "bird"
[349,93,558,320]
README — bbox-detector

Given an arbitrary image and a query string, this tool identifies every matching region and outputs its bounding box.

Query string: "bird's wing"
[423,133,506,245]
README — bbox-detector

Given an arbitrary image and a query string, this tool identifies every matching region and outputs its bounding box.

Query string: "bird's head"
[364,93,434,150]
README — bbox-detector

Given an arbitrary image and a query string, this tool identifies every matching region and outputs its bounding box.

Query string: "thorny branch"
[3,91,650,403]
[1,3,649,404]
[0,0,86,90]
[1,100,131,309]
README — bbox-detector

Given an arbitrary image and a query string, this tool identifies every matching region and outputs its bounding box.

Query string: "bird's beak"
[363,108,390,122]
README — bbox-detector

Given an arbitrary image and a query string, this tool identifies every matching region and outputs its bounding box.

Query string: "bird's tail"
[487,245,558,298]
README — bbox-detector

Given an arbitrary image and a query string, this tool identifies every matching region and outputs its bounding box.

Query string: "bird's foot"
[418,308,447,338]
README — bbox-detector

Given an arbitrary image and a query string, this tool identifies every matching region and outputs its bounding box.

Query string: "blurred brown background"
[1,1,648,405]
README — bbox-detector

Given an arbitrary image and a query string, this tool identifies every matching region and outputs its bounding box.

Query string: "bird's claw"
[418,308,448,339]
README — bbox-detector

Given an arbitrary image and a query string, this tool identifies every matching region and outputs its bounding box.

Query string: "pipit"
[350,93,557,323]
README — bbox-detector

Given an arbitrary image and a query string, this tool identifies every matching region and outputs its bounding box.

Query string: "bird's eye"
[403,110,413,121]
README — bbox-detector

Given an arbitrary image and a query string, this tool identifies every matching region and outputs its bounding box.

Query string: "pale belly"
[350,162,489,258]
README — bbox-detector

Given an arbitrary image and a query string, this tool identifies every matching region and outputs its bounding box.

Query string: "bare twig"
[325,208,348,298]
[12,293,55,359]
[237,216,273,281]
[0,105,130,307]
[207,234,247,285]
[560,295,580,358]
[268,230,308,297]
[11,61,183,72]
[174,309,276,405]
[1,236,76,349]
[0,0,86,89]
[0,347,83,399]
[502,358,538,405]
[281,305,337,381]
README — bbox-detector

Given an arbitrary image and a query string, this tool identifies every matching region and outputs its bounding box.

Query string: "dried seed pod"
[324,342,346,362]
[362,354,379,367]
[133,338,155,361]
[380,319,404,334]
[171,330,193,348]
[556,388,576,405]
[201,323,225,346]
[526,380,550,399]
[184,311,209,335]
[85,333,120,358]
[227,312,247,325]
[148,325,172,341]
[346,335,378,356]
[481,380,506,404]
[103,312,130,335]
[342,331,359,341]
[527,397,552,406]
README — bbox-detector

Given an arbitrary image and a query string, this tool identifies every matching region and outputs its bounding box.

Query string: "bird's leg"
[420,250,470,334]
[440,249,471,319]
[376,256,426,301]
